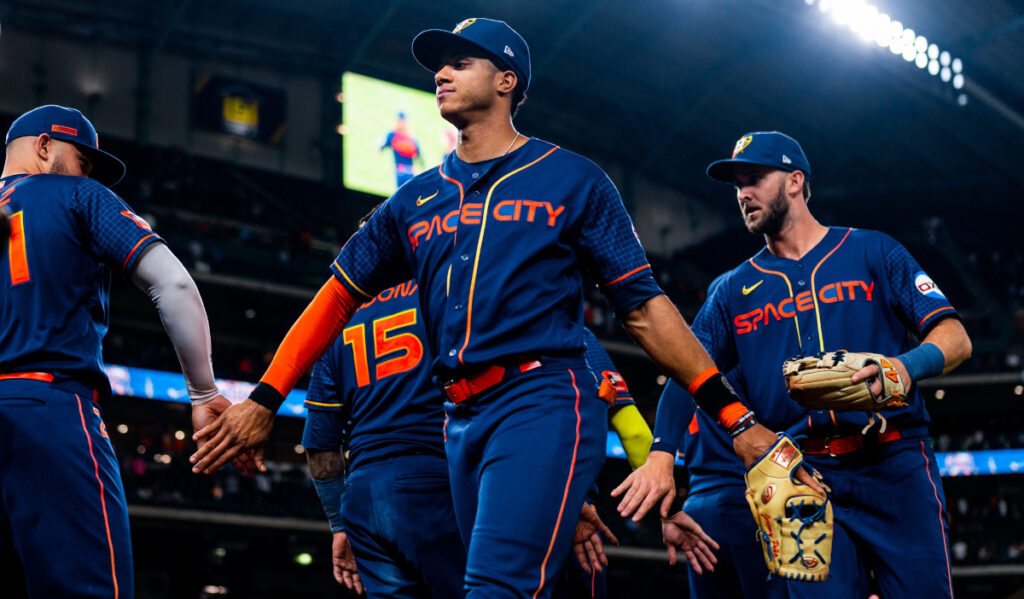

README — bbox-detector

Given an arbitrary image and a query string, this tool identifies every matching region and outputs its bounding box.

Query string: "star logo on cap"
[732,135,753,158]
[453,18,476,34]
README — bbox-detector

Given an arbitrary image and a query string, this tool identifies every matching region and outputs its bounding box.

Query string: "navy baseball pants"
[444,361,607,599]
[797,435,953,599]
[0,378,132,598]
[340,452,467,598]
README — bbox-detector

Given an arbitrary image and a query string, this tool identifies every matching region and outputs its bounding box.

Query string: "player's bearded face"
[747,179,789,236]
[736,169,789,236]
[46,140,92,178]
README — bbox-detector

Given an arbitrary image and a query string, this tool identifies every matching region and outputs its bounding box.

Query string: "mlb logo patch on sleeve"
[914,271,946,299]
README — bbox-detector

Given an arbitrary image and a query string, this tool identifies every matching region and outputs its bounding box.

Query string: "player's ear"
[788,170,805,198]
[495,69,518,95]
[34,133,52,161]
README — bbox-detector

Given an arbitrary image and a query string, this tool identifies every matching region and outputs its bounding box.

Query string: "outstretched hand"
[191,399,274,474]
[610,450,677,521]
[662,510,719,573]
[191,396,258,476]
[573,504,620,574]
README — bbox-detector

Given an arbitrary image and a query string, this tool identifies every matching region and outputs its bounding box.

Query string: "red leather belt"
[443,359,543,404]
[0,372,54,383]
[802,429,903,457]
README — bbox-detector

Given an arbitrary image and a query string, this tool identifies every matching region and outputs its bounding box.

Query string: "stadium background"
[2,0,1023,596]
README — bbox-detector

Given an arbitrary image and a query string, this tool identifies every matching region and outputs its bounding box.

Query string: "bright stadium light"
[873,13,891,47]
[805,3,966,99]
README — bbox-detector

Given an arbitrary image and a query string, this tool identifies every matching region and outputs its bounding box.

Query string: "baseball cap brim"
[71,142,126,187]
[412,29,514,77]
[706,158,798,184]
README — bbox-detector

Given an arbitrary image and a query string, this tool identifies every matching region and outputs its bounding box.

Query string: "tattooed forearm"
[306,449,345,479]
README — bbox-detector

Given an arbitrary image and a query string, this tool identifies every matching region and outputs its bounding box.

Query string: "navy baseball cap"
[412,18,531,91]
[5,105,126,187]
[706,131,811,184]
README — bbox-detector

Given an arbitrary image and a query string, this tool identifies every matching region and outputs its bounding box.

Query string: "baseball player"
[303,278,466,598]
[193,19,755,598]
[617,131,972,597]
[304,282,624,598]
[0,105,236,598]
[380,112,424,188]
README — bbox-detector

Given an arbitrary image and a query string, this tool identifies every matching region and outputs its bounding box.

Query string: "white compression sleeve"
[130,243,220,405]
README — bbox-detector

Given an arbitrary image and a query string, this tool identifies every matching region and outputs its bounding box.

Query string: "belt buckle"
[822,434,843,458]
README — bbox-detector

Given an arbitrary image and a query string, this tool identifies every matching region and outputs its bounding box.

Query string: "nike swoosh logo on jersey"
[742,280,764,295]
[416,191,439,206]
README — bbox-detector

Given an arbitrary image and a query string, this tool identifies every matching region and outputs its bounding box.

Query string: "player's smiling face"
[434,46,504,125]
[733,165,789,236]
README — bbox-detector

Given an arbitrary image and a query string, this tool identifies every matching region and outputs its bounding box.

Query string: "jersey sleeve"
[301,353,348,452]
[70,178,163,273]
[691,275,738,371]
[582,327,634,406]
[882,238,960,335]
[650,380,695,455]
[330,198,412,300]
[574,174,663,315]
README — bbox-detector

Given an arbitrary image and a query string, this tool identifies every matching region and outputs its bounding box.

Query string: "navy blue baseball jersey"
[688,226,957,436]
[301,280,444,469]
[301,280,464,597]
[653,226,959,598]
[0,172,159,598]
[0,174,162,398]
[330,138,662,380]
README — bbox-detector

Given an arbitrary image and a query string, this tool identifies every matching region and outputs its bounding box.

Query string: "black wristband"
[691,373,737,416]
[249,381,286,414]
[727,410,758,438]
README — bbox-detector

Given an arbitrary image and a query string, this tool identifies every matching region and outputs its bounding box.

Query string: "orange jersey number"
[7,210,31,285]
[343,309,425,387]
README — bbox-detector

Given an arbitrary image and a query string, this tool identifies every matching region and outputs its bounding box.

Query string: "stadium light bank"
[805,0,966,104]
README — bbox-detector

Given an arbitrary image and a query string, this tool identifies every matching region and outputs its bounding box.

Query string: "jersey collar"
[753,226,849,269]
